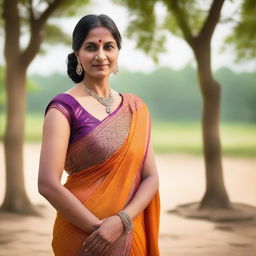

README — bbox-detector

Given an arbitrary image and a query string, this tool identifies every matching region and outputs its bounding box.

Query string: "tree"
[115,0,256,220]
[0,66,5,141]
[0,0,89,214]
[225,0,256,61]
[0,66,5,110]
[0,66,38,139]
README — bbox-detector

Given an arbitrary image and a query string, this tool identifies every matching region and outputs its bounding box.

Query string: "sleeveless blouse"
[44,93,124,145]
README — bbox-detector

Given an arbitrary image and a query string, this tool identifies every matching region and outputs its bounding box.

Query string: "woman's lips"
[92,64,109,70]
[92,64,109,66]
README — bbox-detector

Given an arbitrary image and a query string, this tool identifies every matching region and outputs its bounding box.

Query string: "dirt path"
[0,143,256,256]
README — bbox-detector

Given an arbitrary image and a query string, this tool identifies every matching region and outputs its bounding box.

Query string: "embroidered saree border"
[64,93,132,175]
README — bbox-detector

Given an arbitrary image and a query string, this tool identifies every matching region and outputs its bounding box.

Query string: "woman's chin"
[89,71,112,80]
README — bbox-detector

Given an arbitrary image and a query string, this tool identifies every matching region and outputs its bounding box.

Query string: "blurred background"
[0,0,255,255]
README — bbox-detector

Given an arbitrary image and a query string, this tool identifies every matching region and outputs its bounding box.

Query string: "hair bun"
[67,52,84,83]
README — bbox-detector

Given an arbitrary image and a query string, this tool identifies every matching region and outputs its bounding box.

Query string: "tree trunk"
[1,0,63,215]
[1,63,37,214]
[193,40,230,209]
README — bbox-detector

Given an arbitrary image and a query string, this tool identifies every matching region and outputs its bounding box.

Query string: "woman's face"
[76,26,119,80]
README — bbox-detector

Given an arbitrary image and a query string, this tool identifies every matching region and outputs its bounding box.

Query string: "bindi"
[98,39,102,43]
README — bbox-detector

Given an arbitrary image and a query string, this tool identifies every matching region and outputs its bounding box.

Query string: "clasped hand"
[79,215,124,256]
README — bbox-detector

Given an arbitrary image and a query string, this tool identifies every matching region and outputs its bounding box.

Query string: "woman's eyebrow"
[104,41,115,44]
[84,41,115,45]
[84,41,96,45]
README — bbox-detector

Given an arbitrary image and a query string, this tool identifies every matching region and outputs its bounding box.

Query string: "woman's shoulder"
[49,92,72,102]
[44,93,74,119]
[122,93,142,102]
[122,93,147,110]
[123,93,148,110]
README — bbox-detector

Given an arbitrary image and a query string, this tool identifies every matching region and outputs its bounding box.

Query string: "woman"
[38,14,160,256]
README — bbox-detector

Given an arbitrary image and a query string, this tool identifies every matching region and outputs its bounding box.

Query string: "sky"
[1,0,255,75]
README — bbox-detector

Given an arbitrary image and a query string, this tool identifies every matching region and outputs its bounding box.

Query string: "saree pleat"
[52,94,160,256]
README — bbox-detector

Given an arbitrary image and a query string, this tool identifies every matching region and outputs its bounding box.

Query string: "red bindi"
[99,39,102,43]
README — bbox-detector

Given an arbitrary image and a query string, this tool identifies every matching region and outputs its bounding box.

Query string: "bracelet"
[117,210,133,233]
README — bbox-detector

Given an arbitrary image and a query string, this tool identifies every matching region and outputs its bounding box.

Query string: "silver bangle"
[117,210,133,233]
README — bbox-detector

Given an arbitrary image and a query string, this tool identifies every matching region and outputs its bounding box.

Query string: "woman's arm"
[38,108,101,234]
[122,140,159,220]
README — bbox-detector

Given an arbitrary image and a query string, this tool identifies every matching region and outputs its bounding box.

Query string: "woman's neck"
[82,76,110,98]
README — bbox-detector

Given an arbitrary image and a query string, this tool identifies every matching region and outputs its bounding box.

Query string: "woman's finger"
[99,243,111,256]
[88,239,105,255]
[84,231,97,248]
[97,244,107,256]
[86,234,104,252]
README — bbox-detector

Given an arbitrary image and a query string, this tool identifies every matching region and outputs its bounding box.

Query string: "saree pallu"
[52,94,160,256]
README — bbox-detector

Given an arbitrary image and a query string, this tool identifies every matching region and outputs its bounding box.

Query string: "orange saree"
[51,94,160,256]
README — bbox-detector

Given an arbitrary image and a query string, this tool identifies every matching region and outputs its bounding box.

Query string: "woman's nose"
[96,48,107,61]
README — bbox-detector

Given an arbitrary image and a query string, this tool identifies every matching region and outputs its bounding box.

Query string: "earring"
[76,63,83,76]
[113,65,119,74]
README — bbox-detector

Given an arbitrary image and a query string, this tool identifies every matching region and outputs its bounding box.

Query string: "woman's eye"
[85,44,96,51]
[105,44,114,50]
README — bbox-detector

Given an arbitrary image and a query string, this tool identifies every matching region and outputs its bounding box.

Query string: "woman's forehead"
[84,27,115,43]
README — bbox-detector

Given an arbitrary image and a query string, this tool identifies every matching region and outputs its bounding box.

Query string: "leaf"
[224,0,256,61]
[114,0,213,61]
[42,23,71,45]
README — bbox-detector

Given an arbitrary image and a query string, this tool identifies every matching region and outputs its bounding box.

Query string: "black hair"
[67,14,122,83]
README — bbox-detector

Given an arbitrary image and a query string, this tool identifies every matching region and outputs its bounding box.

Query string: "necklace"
[82,82,114,114]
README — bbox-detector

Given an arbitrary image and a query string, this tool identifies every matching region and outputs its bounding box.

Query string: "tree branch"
[3,0,20,62]
[28,0,35,23]
[166,0,194,46]
[198,0,225,42]
[37,0,63,28]
[20,0,64,68]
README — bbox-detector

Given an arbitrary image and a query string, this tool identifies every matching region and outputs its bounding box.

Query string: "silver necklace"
[82,82,114,114]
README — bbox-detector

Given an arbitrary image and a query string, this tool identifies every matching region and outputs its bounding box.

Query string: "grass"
[152,121,256,157]
[0,113,256,157]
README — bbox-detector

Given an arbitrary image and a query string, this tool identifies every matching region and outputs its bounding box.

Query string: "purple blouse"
[44,93,124,145]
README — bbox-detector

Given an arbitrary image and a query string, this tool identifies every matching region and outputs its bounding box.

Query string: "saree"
[50,93,160,256]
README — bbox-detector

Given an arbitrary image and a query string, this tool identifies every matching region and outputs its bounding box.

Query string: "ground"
[0,144,256,256]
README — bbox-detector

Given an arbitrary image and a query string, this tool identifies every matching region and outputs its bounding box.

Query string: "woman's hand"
[82,215,124,255]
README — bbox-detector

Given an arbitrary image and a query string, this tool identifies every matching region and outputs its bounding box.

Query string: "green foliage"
[162,13,183,38]
[225,0,256,61]
[115,0,255,62]
[114,0,167,61]
[0,0,91,47]
[50,0,90,17]
[26,67,256,122]
[42,23,71,45]
[114,0,215,59]
[161,0,206,36]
